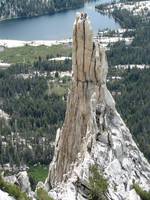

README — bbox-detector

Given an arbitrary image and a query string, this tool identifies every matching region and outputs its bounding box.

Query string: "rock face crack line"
[46,13,150,200]
[75,21,78,82]
[83,18,86,81]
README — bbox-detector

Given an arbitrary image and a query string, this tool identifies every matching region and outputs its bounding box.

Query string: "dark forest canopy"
[0,60,70,166]
[108,68,150,161]
[107,9,150,66]
[0,0,84,20]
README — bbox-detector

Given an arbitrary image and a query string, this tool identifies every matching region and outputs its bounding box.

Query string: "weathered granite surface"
[0,190,15,200]
[46,13,150,200]
[4,171,35,199]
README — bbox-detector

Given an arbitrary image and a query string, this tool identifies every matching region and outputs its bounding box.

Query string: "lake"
[0,0,119,40]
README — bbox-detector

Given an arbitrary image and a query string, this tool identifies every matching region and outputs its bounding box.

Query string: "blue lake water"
[0,0,119,40]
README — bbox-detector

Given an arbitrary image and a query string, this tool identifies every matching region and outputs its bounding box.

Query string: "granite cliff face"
[46,13,150,200]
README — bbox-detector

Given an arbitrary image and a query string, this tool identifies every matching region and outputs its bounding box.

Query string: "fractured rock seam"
[46,13,150,200]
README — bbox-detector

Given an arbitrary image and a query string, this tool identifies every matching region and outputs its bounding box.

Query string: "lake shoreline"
[0,0,119,41]
[0,4,84,23]
[0,39,72,48]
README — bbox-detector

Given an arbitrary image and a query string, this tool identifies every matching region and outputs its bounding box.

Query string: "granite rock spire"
[46,13,150,200]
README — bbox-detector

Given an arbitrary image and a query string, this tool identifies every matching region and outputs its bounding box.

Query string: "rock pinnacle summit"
[46,13,150,200]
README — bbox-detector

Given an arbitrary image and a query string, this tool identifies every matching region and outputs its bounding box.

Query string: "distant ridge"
[0,0,84,21]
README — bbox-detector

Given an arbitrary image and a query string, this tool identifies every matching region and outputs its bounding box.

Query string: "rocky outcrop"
[0,190,15,200]
[16,171,31,194]
[4,171,34,199]
[46,13,150,200]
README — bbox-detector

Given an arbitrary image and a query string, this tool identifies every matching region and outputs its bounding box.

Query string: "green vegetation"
[133,183,150,200]
[112,9,140,28]
[0,0,84,20]
[88,165,108,200]
[102,1,150,161]
[107,15,150,66]
[28,165,48,186]
[0,75,66,138]
[37,188,54,200]
[108,68,150,161]
[48,81,69,96]
[96,1,150,66]
[0,45,71,64]
[0,0,149,173]
[96,1,150,162]
[0,175,30,200]
[0,56,72,166]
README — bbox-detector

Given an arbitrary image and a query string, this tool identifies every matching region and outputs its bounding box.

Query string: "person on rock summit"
[80,12,87,19]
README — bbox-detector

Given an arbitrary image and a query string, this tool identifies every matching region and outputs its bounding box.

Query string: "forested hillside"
[0,0,150,184]
[108,10,150,66]
[0,0,84,20]
[98,0,150,161]
[0,45,72,168]
[96,2,150,66]
[108,68,150,161]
